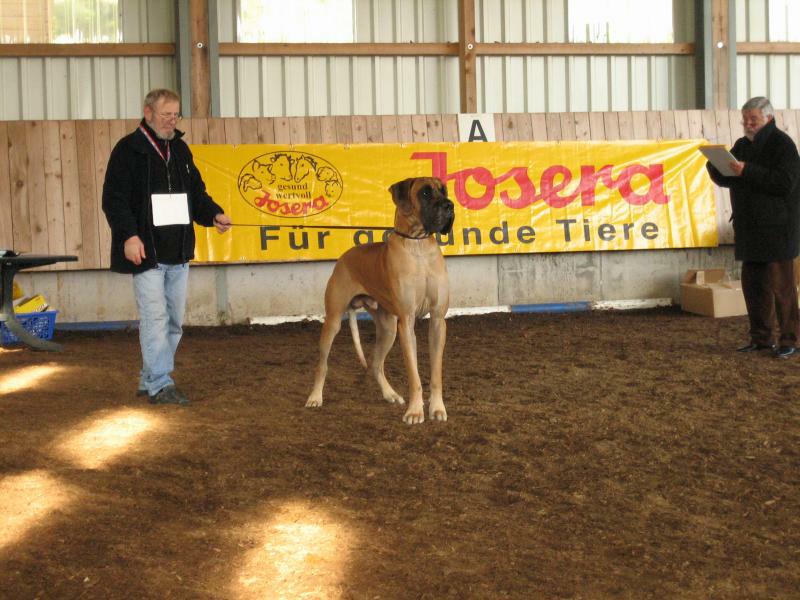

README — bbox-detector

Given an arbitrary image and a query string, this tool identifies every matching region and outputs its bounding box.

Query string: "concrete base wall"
[14,247,739,326]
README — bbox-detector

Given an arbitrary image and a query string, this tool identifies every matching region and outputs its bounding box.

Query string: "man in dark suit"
[707,96,800,358]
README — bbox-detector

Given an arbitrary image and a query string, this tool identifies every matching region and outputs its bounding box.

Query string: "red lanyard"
[138,125,170,164]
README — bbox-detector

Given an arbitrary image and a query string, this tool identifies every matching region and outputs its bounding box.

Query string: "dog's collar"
[391,229,431,240]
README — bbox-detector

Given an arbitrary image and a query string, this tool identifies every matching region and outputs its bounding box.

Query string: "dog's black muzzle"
[423,198,455,235]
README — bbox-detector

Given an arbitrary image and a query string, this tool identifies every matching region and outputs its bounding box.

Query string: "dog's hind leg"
[369,307,404,405]
[306,278,352,408]
[305,314,341,408]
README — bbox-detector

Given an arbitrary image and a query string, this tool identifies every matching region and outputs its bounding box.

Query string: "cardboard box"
[680,269,747,318]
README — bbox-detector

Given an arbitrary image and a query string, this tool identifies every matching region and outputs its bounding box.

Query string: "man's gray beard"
[156,131,176,140]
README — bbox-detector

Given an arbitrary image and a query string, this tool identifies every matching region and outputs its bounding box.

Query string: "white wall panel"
[307,57,330,116]
[286,57,310,117]
[236,57,261,118]
[20,58,45,119]
[589,57,610,112]
[568,56,589,112]
[353,56,374,115]
[329,57,352,115]
[525,57,547,112]
[736,0,800,109]
[0,0,176,120]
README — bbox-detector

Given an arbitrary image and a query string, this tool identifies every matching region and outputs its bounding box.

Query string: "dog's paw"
[382,390,405,405]
[429,407,447,422]
[402,409,425,425]
[305,395,323,408]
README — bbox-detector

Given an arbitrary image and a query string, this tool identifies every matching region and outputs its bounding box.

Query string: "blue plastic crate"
[1,310,57,345]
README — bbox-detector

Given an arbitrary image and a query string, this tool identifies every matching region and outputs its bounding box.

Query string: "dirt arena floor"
[1,307,798,599]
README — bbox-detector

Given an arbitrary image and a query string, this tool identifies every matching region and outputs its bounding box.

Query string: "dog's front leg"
[427,314,447,421]
[397,315,424,424]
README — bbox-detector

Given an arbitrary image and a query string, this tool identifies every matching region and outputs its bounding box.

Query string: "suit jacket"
[707,119,800,262]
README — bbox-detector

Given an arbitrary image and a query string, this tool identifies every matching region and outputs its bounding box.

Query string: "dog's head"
[389,177,454,237]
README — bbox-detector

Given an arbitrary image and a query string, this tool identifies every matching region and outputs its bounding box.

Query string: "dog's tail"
[348,309,368,368]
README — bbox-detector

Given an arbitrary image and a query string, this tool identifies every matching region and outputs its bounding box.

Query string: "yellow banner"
[191,140,717,263]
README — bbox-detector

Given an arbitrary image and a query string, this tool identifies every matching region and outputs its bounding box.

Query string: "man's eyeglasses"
[156,112,182,122]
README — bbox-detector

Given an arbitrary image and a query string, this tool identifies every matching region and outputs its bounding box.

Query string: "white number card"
[151,193,190,226]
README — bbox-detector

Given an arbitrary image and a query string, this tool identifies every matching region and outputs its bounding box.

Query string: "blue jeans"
[133,263,189,395]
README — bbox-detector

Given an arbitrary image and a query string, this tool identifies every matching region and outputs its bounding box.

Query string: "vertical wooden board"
[645,112,662,140]
[602,112,620,141]
[714,110,732,146]
[588,112,605,141]
[239,118,259,144]
[320,117,337,143]
[558,113,576,140]
[191,118,210,144]
[778,110,799,143]
[499,114,516,140]
[59,121,83,269]
[425,114,443,143]
[108,120,128,149]
[179,118,193,144]
[659,111,677,139]
[686,110,704,139]
[304,117,323,144]
[513,113,533,141]
[289,117,307,144]
[336,116,354,144]
[701,109,718,143]
[75,120,100,268]
[0,123,13,249]
[727,110,741,142]
[93,120,112,269]
[573,112,591,141]
[351,115,368,143]
[440,114,458,143]
[617,112,634,139]
[257,118,275,144]
[545,113,562,140]
[223,118,242,145]
[273,118,291,144]
[531,113,548,140]
[493,114,505,141]
[365,115,383,143]
[380,115,399,143]
[8,122,32,252]
[43,121,66,258]
[397,115,414,143]
[208,118,227,144]
[673,110,690,140]
[631,112,648,139]
[411,115,429,143]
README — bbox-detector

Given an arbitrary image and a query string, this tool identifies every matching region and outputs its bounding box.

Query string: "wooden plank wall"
[2,110,798,270]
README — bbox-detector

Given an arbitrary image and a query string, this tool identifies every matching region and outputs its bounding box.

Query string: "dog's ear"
[389,178,415,213]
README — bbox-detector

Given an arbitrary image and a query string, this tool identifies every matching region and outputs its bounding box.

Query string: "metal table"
[1,253,78,351]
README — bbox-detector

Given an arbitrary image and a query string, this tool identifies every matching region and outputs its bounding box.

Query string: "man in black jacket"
[707,96,800,358]
[102,89,232,404]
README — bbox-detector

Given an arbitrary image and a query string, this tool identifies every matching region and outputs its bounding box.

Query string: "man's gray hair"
[741,96,774,118]
[144,88,180,109]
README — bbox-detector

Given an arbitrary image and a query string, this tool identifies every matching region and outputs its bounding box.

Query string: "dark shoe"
[775,346,797,359]
[148,385,190,406]
[136,388,148,397]
[736,343,775,353]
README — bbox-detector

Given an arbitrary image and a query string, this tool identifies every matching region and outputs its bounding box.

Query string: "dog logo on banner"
[238,151,343,217]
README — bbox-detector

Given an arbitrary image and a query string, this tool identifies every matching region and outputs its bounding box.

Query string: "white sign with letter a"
[457,113,496,142]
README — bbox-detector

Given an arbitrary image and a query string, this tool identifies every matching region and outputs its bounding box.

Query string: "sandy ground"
[1,307,798,599]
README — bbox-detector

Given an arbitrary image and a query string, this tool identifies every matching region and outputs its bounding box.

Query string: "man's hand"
[729,160,745,176]
[213,213,232,233]
[124,235,146,265]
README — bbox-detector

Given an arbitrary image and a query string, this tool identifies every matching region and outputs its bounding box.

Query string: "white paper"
[151,193,190,226]
[699,145,738,176]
